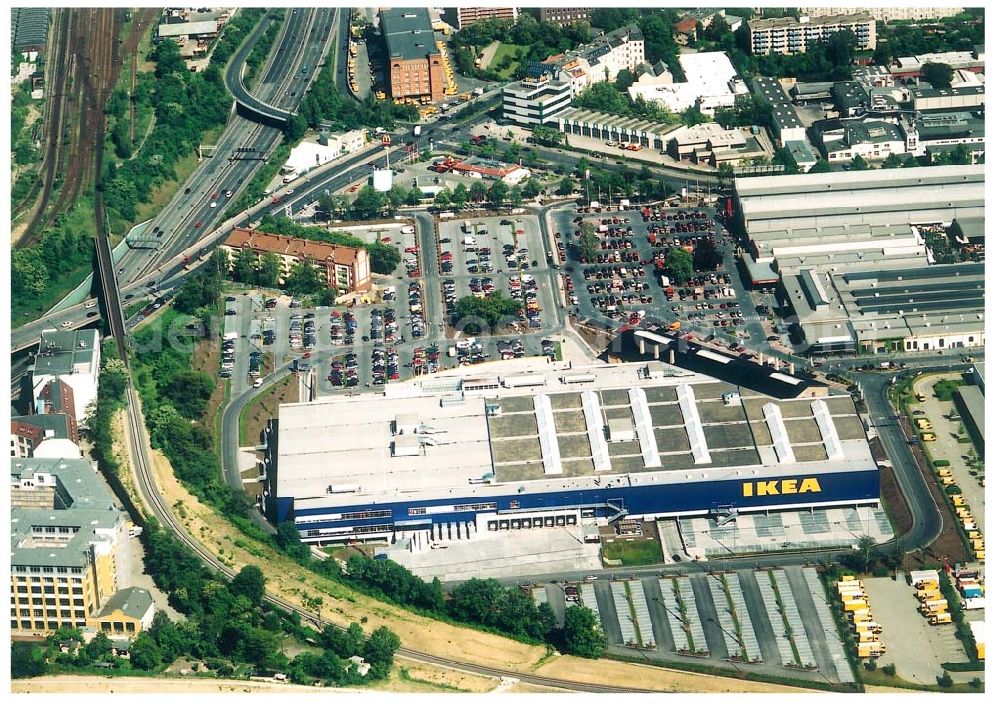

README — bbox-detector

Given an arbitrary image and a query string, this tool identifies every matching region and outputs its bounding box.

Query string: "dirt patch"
[148,449,548,672]
[531,656,818,693]
[241,376,298,446]
[879,465,913,537]
[380,658,497,693]
[506,682,571,693]
[12,675,344,694]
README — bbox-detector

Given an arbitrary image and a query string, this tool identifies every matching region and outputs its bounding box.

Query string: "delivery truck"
[914,578,939,590]
[917,589,942,601]
[853,621,883,634]
[928,613,954,625]
[920,600,949,615]
[856,630,878,643]
[843,599,870,612]
[962,597,986,611]
[850,609,873,624]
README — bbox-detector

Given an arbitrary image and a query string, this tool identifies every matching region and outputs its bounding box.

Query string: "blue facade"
[286,469,881,536]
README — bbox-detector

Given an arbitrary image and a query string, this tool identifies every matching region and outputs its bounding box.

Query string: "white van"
[400,225,415,234]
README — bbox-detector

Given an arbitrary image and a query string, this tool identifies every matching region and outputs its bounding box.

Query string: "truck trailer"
[920,600,949,615]
[843,599,870,612]
[928,613,954,625]
[857,642,886,658]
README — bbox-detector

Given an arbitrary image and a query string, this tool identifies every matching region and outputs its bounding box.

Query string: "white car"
[253,378,264,388]
[84,301,97,309]
[210,201,218,208]
[225,190,234,198]
[61,320,73,328]
[285,189,294,196]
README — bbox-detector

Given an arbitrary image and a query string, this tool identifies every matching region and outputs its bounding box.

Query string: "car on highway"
[194,221,203,228]
[225,190,234,198]
[86,311,98,318]
[84,300,97,309]
[60,320,73,328]
[210,201,217,208]
[285,189,294,196]
[253,378,264,388]
[211,192,218,199]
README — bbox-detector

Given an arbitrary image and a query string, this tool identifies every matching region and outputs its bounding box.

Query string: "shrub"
[937,673,954,688]
[881,663,896,676]
[933,459,951,467]
[863,659,877,671]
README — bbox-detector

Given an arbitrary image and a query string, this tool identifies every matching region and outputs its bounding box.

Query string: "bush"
[937,672,954,688]
[933,459,951,467]
[873,567,889,577]
[863,659,877,671]
[881,663,896,676]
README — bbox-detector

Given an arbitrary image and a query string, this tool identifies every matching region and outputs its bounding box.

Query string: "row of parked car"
[329,352,360,388]
[289,312,316,351]
[329,310,356,346]
[510,274,542,330]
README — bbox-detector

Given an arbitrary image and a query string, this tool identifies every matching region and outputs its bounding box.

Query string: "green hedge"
[933,459,951,467]
[942,661,985,672]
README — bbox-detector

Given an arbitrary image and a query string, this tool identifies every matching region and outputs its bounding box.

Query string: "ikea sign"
[742,477,822,497]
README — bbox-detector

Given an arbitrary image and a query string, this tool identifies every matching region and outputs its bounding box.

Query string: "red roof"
[224,228,363,266]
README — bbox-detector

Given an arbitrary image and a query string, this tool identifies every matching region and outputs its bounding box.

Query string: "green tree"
[318,288,337,306]
[363,626,401,669]
[284,259,325,295]
[453,293,522,333]
[276,521,311,562]
[557,176,575,195]
[615,68,635,91]
[665,247,694,284]
[150,611,187,663]
[406,186,424,206]
[12,248,50,297]
[84,632,115,663]
[521,178,542,200]
[922,61,954,89]
[810,159,833,174]
[508,186,523,207]
[367,243,401,275]
[451,182,469,207]
[434,188,453,208]
[693,239,722,272]
[470,180,488,203]
[11,643,46,679]
[231,247,258,283]
[350,185,388,220]
[851,154,871,171]
[562,605,606,658]
[162,370,214,419]
[578,222,599,262]
[488,180,509,207]
[854,535,877,574]
[257,252,282,288]
[129,632,163,671]
[681,105,710,126]
[230,565,266,605]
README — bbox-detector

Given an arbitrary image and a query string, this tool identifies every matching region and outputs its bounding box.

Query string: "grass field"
[488,43,526,79]
[602,537,664,566]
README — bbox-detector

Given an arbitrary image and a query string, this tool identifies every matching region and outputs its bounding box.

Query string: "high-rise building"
[444,7,519,31]
[380,8,445,101]
[798,7,962,22]
[538,8,592,28]
[748,13,876,56]
[11,458,130,636]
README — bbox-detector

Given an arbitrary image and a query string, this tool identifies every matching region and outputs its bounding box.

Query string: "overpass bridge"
[223,11,297,127]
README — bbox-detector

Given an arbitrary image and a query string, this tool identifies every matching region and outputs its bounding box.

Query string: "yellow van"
[921,432,937,442]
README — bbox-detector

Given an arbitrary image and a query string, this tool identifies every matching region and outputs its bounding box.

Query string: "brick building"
[221,229,372,294]
[380,8,445,102]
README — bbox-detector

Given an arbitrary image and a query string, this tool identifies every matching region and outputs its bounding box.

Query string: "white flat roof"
[158,20,217,37]
[277,360,875,508]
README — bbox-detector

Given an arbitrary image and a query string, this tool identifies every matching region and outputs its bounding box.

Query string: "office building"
[502,72,573,126]
[11,413,80,459]
[380,8,446,101]
[221,229,372,294]
[815,119,908,162]
[266,359,879,544]
[88,587,155,641]
[32,329,100,430]
[750,76,806,146]
[11,458,130,636]
[538,8,592,28]
[443,7,519,31]
[748,13,876,56]
[557,108,685,152]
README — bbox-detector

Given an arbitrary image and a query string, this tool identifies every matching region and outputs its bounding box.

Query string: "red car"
[194,220,203,228]
[211,192,218,199]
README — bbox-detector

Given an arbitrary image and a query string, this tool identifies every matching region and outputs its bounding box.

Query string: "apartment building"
[31,329,100,430]
[538,8,592,28]
[11,413,79,459]
[444,7,518,31]
[543,24,645,94]
[221,229,372,294]
[380,8,445,101]
[798,7,962,22]
[502,73,573,126]
[11,458,130,636]
[748,13,876,56]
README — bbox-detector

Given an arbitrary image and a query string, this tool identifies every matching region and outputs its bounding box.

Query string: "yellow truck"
[916,418,933,430]
[853,621,883,634]
[971,539,985,550]
[917,589,942,601]
[952,495,967,507]
[843,599,870,612]
[858,642,886,658]
[956,507,972,519]
[856,630,879,643]
[914,578,939,591]
[941,476,956,486]
[921,432,937,442]
[920,600,949,615]
[850,610,873,624]
[929,613,954,625]
[938,467,954,478]
[968,530,983,540]
[975,549,985,560]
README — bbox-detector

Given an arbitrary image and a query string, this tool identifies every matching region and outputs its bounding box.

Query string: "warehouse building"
[911,85,985,113]
[221,229,372,294]
[732,164,985,261]
[891,50,985,78]
[953,384,984,458]
[379,8,445,102]
[750,76,806,147]
[748,13,876,56]
[781,263,985,354]
[814,119,908,162]
[628,51,748,116]
[11,7,49,53]
[911,110,985,159]
[265,359,880,544]
[557,108,684,151]
[11,458,131,636]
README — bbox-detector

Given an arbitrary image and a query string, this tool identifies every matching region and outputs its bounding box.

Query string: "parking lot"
[550,204,757,338]
[864,576,968,685]
[521,566,854,686]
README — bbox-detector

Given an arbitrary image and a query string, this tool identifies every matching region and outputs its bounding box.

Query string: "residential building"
[733,164,985,262]
[798,7,963,22]
[380,8,446,101]
[815,119,907,162]
[628,51,748,116]
[221,229,372,294]
[266,359,879,545]
[502,73,573,126]
[11,413,79,459]
[443,7,519,31]
[557,108,685,152]
[682,8,727,29]
[750,76,806,146]
[88,587,155,640]
[11,458,130,636]
[748,13,876,56]
[537,8,592,28]
[674,18,699,45]
[543,24,645,92]
[32,330,100,430]
[634,60,673,86]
